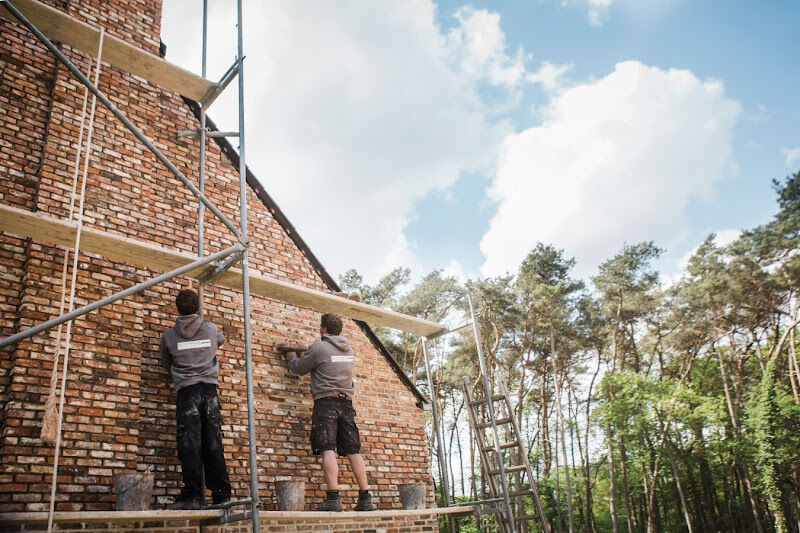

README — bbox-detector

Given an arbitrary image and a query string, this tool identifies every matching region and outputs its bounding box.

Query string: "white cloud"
[442,259,468,283]
[527,61,573,92]
[746,104,771,123]
[446,7,527,88]
[587,0,614,26]
[782,148,800,167]
[480,61,741,277]
[161,1,512,281]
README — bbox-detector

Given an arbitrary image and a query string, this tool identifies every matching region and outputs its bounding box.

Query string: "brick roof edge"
[182,98,427,408]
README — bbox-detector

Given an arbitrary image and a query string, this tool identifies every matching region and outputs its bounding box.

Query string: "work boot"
[354,491,374,511]
[168,498,203,510]
[211,495,231,507]
[315,491,343,512]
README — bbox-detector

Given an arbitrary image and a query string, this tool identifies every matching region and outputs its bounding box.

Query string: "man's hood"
[175,314,204,338]
[322,334,351,352]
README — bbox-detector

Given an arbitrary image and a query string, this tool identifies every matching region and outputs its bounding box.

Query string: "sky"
[160,0,800,285]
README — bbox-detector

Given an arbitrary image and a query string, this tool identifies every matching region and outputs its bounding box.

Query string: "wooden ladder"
[462,377,550,533]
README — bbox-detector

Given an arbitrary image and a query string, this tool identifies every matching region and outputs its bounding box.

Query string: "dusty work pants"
[176,383,232,503]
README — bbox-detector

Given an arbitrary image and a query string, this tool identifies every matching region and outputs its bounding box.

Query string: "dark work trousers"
[176,383,232,503]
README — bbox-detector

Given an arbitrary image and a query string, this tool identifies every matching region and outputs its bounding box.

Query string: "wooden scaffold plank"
[0,204,446,337]
[0,507,472,525]
[0,0,216,101]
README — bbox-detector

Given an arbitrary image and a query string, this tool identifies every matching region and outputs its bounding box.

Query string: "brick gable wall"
[0,0,432,513]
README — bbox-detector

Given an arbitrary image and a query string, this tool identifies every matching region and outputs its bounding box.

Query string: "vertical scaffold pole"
[197,0,208,313]
[422,338,456,533]
[236,0,260,530]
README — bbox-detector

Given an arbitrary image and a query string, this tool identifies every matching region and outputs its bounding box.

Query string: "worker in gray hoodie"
[278,313,374,512]
[160,289,231,510]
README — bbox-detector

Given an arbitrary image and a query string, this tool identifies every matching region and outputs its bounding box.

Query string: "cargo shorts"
[310,396,361,456]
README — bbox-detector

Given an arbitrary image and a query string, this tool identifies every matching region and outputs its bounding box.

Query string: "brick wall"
[2,514,439,532]
[0,0,432,513]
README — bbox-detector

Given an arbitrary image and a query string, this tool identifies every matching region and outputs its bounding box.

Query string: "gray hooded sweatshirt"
[160,314,225,391]
[288,334,355,400]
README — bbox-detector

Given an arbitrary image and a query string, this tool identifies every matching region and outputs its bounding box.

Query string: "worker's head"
[176,289,199,316]
[320,313,343,336]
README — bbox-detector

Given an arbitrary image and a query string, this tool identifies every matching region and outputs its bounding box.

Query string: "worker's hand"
[276,342,307,356]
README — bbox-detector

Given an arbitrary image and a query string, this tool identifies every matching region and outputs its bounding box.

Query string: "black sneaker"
[168,498,203,510]
[315,498,343,512]
[354,493,374,511]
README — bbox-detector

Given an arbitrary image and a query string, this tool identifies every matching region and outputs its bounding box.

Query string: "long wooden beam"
[0,204,445,337]
[0,507,472,525]
[0,0,216,102]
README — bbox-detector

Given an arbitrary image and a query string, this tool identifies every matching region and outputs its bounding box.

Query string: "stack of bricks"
[0,0,433,518]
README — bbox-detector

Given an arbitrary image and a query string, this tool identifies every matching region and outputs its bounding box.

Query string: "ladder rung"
[515,514,539,522]
[477,507,504,516]
[475,416,512,428]
[508,489,534,498]
[483,440,520,452]
[468,394,505,407]
[488,464,526,475]
[465,497,504,505]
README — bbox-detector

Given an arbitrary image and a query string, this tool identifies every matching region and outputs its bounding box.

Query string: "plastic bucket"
[398,482,426,510]
[275,480,305,511]
[114,473,154,511]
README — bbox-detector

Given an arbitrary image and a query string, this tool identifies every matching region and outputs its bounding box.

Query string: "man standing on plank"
[161,289,232,509]
[278,313,374,512]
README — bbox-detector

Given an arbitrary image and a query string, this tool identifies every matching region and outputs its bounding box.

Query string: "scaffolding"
[0,0,449,530]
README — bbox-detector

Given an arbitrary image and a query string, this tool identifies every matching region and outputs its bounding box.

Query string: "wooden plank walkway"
[0,204,446,336]
[0,0,216,101]
[0,506,472,524]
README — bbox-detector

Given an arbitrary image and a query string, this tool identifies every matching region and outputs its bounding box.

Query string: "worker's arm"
[286,343,320,375]
[160,336,172,372]
[215,324,226,347]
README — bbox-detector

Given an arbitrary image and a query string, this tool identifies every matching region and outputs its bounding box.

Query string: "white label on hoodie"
[177,339,212,351]
[330,355,354,363]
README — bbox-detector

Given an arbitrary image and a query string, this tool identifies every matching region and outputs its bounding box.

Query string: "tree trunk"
[567,388,587,533]
[618,439,635,533]
[789,325,800,404]
[551,328,575,533]
[583,352,602,533]
[554,426,563,533]
[669,453,694,532]
[542,371,552,478]
[607,427,620,533]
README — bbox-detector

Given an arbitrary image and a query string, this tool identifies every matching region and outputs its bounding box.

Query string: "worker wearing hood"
[280,313,374,512]
[161,289,231,510]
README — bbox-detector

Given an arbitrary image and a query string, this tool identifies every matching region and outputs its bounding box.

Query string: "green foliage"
[343,169,800,532]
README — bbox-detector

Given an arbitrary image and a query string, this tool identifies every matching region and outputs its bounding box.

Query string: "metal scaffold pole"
[197,0,208,314]
[236,0,261,530]
[422,338,456,533]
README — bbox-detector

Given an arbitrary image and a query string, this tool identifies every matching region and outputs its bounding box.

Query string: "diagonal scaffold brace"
[0,244,244,350]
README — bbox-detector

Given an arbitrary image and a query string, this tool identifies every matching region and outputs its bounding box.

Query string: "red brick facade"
[2,514,439,532]
[0,0,432,514]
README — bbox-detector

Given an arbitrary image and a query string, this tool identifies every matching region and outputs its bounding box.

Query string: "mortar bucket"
[275,480,305,511]
[114,473,154,511]
[398,482,426,510]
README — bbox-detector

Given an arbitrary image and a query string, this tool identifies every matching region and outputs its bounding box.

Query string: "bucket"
[114,473,154,511]
[398,482,426,510]
[275,480,305,511]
